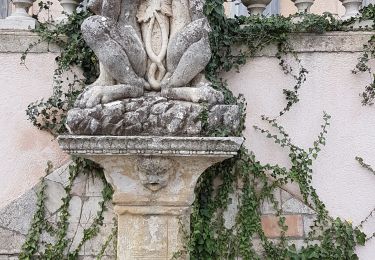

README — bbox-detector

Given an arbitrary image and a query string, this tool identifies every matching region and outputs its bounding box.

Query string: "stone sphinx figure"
[75,0,224,108]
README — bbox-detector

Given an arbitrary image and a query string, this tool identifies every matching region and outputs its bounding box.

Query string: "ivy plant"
[19,1,375,259]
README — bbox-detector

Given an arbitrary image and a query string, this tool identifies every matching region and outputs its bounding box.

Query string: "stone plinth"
[58,135,243,259]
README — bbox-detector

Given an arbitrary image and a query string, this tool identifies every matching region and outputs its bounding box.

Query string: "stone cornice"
[0,30,373,54]
[58,135,244,156]
[0,30,61,53]
[235,31,375,56]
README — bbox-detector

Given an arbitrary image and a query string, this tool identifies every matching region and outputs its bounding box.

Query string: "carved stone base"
[66,94,241,136]
[58,136,243,259]
[116,206,189,259]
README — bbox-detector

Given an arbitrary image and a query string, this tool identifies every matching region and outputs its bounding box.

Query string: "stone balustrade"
[1,0,375,30]
[0,0,80,29]
[228,0,374,21]
[0,0,37,30]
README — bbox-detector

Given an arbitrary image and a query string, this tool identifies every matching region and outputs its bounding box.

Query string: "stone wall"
[0,31,68,209]
[224,31,375,258]
[0,161,315,259]
[1,30,375,259]
[0,162,116,259]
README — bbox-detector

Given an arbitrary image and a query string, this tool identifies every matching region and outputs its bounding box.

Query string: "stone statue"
[67,0,240,136]
[75,0,224,109]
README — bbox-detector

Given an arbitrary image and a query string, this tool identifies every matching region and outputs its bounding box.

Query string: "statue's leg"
[76,16,148,108]
[91,62,116,86]
[81,15,147,86]
[162,84,224,104]
[162,18,223,104]
[114,23,148,78]
[75,84,144,108]
[165,18,211,87]
[166,34,211,88]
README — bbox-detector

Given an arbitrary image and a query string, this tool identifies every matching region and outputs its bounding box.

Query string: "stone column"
[58,135,243,259]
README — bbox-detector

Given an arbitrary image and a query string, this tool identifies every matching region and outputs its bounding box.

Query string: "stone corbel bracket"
[58,135,243,259]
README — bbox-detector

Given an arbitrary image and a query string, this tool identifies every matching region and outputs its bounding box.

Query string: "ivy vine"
[20,157,115,260]
[19,1,375,259]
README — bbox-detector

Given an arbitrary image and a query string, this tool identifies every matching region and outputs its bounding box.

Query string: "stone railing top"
[234,31,375,57]
[0,30,61,53]
[1,30,373,54]
[58,135,244,157]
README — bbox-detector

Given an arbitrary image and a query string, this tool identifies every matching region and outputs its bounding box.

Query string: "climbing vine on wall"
[20,1,375,259]
[19,157,116,260]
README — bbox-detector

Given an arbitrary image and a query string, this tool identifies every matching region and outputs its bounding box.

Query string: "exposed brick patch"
[261,215,304,238]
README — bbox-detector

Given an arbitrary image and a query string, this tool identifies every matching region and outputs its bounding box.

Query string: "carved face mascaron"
[137,157,174,191]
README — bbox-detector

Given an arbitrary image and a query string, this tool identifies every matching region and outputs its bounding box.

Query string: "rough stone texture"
[0,227,26,255]
[235,31,375,57]
[75,0,222,108]
[0,31,61,53]
[58,136,243,259]
[58,135,244,156]
[0,158,318,259]
[281,189,315,214]
[261,188,282,215]
[0,189,37,235]
[0,162,116,259]
[66,94,241,136]
[0,18,37,30]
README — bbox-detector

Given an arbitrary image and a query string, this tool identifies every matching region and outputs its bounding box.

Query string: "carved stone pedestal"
[58,135,243,259]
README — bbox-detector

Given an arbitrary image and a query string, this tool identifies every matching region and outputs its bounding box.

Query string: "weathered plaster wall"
[224,32,375,258]
[0,31,68,209]
[0,161,315,258]
[1,30,375,258]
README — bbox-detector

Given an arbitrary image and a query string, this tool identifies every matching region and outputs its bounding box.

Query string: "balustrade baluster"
[0,0,37,29]
[291,0,315,13]
[241,0,273,15]
[339,0,362,20]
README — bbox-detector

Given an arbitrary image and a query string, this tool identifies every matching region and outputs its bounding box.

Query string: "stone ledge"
[0,18,37,31]
[236,31,375,57]
[57,135,244,156]
[0,30,373,55]
[0,30,60,53]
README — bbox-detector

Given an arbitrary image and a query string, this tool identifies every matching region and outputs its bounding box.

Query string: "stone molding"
[233,31,375,57]
[0,30,60,53]
[58,135,244,259]
[114,205,190,216]
[57,135,244,156]
[0,30,373,55]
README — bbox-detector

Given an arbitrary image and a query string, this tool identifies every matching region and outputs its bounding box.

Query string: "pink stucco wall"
[0,52,68,208]
[224,33,375,258]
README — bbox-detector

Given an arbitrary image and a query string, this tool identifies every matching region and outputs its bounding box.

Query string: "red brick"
[261,215,303,238]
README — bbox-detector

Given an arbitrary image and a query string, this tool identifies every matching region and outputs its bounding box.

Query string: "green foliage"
[189,112,368,259]
[204,1,348,115]
[287,218,366,260]
[97,221,117,260]
[351,5,375,106]
[19,158,115,260]
[23,5,98,136]
[19,162,53,260]
[184,1,373,259]
[21,1,375,259]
